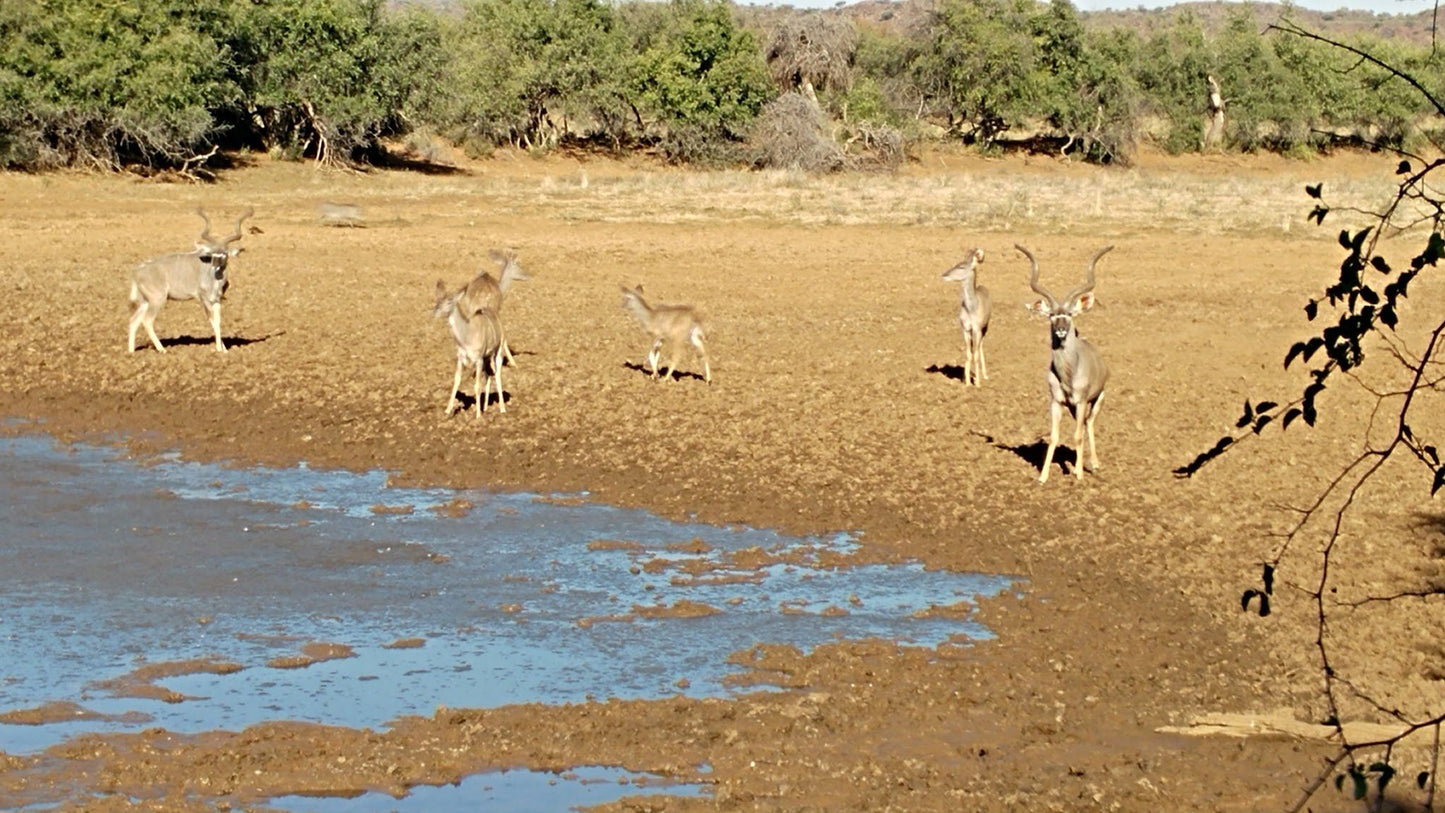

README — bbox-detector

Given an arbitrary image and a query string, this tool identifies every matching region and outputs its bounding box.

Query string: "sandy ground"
[1,145,1442,811]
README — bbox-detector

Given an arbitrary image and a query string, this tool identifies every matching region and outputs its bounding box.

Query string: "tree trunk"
[1204,75,1226,150]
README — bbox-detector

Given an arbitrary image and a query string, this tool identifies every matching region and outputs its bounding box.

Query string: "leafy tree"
[1210,9,1315,153]
[631,0,774,162]
[0,0,235,169]
[441,0,632,151]
[226,0,441,164]
[1032,0,1142,163]
[912,0,1041,144]
[1135,12,1212,153]
[847,26,920,126]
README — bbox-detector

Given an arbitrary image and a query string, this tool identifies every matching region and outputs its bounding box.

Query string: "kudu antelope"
[620,285,711,384]
[1018,244,1113,483]
[127,207,253,354]
[433,280,507,418]
[456,249,529,366]
[941,247,991,386]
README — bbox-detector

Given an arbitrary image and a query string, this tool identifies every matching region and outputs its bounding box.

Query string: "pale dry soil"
[1,146,1442,812]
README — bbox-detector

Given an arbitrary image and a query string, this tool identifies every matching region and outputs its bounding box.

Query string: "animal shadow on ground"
[622,361,708,383]
[447,389,511,413]
[375,151,470,176]
[501,349,534,367]
[971,431,1082,479]
[925,363,967,383]
[151,331,282,351]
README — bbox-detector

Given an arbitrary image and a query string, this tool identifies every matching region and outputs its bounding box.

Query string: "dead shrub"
[841,122,907,171]
[750,92,845,173]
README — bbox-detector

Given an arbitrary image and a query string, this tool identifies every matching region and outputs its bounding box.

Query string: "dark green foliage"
[441,0,632,151]
[227,0,444,163]
[1134,12,1210,153]
[631,0,774,162]
[912,0,1040,143]
[0,0,236,169]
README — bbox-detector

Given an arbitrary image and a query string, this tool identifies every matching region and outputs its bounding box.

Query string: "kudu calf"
[620,285,711,384]
[941,247,991,386]
[456,249,529,367]
[434,280,506,418]
[127,208,253,354]
[1018,244,1113,483]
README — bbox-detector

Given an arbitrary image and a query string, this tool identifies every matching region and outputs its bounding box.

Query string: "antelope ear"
[1074,292,1096,313]
[1026,299,1050,316]
[229,246,244,257]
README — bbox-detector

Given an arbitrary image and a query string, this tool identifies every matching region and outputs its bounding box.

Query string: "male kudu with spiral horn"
[1018,244,1113,483]
[127,207,253,354]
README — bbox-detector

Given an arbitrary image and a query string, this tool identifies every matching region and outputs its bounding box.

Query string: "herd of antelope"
[125,208,1111,483]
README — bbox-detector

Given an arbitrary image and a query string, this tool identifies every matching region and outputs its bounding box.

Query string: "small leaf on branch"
[1380,305,1397,329]
[1257,594,1270,617]
[1309,205,1328,225]
[1305,300,1319,321]
[1241,589,1258,612]
[1370,255,1390,274]
[1306,182,1323,197]
[1418,771,1430,790]
[1236,400,1254,428]
[1433,466,1445,496]
[1352,769,1368,800]
[1262,564,1274,594]
[1426,445,1439,466]
[1252,414,1273,434]
[1397,160,1411,175]
[1360,286,1379,304]
[1338,230,1352,249]
[1255,400,1277,413]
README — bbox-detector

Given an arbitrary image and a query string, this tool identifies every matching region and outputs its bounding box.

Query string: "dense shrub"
[0,0,235,169]
[631,0,775,162]
[440,0,633,150]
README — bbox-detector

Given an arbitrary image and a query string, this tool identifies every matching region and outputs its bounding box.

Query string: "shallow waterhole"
[0,431,1018,808]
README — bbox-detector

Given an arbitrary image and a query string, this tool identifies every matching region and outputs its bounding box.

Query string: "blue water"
[0,430,1016,808]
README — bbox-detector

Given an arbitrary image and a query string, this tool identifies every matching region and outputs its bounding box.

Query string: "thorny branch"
[1188,23,1445,813]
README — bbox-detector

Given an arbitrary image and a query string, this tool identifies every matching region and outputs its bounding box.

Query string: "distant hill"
[837,0,1442,44]
[394,0,1440,45]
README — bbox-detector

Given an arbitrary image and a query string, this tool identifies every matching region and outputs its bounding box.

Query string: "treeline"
[0,0,1437,172]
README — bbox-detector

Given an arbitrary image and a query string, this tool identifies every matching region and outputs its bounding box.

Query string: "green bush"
[0,0,234,169]
[440,0,633,150]
[631,0,775,162]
